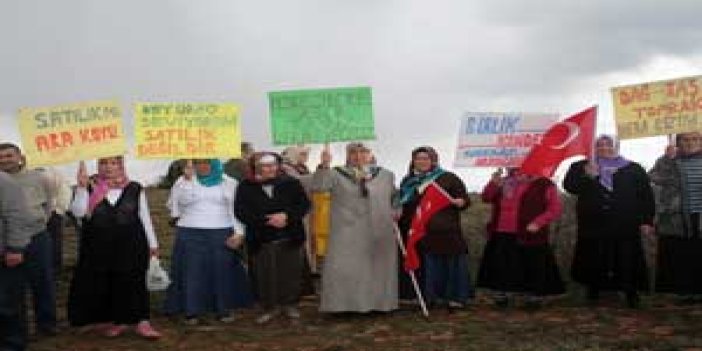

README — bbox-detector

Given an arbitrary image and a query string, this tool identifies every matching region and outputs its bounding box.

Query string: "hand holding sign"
[321,143,332,168]
[491,168,504,186]
[77,160,89,188]
[183,160,194,181]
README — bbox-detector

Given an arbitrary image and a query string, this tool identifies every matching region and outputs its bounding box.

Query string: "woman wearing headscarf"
[280,145,317,294]
[564,135,655,308]
[165,159,252,325]
[398,146,471,309]
[312,143,399,313]
[235,152,311,324]
[649,132,702,302]
[477,167,564,308]
[68,157,161,338]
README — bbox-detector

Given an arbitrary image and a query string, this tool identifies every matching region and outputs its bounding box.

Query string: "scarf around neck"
[596,156,630,191]
[399,167,446,204]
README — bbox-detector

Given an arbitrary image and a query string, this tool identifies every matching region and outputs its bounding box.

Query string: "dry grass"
[30,189,702,351]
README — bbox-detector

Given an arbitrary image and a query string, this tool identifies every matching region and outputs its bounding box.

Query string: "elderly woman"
[477,168,564,308]
[235,152,311,324]
[312,143,399,313]
[281,145,317,294]
[649,132,702,302]
[68,157,161,338]
[398,146,471,309]
[564,135,655,308]
[165,159,252,325]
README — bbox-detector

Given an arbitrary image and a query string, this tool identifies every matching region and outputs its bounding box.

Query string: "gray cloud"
[1,0,700,189]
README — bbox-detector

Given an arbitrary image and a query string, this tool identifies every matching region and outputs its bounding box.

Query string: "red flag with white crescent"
[404,182,453,272]
[519,106,597,177]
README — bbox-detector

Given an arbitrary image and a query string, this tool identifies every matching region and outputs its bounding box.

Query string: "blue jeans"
[422,253,473,305]
[25,231,57,331]
[0,263,27,351]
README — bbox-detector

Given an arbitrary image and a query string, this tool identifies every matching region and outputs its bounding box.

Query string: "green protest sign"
[268,87,375,145]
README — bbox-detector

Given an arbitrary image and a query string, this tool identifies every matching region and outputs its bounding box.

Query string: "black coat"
[563,160,655,238]
[563,159,655,290]
[234,176,311,252]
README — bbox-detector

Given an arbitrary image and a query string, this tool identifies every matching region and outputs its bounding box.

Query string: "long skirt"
[164,227,253,317]
[571,235,649,292]
[255,240,304,309]
[656,236,702,295]
[68,229,148,327]
[422,253,472,305]
[478,232,565,296]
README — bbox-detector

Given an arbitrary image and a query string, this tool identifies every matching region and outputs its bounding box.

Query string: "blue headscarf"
[196,159,225,187]
[399,146,445,204]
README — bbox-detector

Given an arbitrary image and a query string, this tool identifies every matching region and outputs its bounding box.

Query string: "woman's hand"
[149,248,159,257]
[665,145,677,159]
[77,160,89,188]
[584,161,598,177]
[225,233,245,250]
[183,160,194,181]
[451,198,466,208]
[640,224,655,236]
[491,168,504,186]
[266,213,288,228]
[526,222,541,233]
[320,144,332,168]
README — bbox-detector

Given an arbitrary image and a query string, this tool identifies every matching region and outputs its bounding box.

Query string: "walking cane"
[393,223,430,319]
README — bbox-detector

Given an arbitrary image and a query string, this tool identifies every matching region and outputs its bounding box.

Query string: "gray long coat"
[312,167,398,313]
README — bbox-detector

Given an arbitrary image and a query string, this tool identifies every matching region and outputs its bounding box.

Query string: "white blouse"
[70,187,159,249]
[167,176,244,233]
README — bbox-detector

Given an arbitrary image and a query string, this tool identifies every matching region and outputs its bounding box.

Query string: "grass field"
[30,188,702,351]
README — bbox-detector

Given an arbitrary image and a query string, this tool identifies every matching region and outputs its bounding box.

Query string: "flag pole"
[590,105,599,159]
[393,223,430,319]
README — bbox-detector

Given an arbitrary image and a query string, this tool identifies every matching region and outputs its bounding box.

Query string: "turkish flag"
[404,182,453,272]
[519,106,597,177]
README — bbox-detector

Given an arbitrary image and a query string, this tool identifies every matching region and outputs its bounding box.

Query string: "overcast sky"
[1,0,701,190]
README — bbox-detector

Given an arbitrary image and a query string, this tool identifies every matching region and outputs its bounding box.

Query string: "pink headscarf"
[87,157,130,214]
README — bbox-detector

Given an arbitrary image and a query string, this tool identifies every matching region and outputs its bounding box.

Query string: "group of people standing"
[2,132,702,350]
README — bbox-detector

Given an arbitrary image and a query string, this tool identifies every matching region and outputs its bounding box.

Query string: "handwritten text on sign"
[612,75,702,139]
[18,101,126,167]
[135,103,242,159]
[454,112,558,168]
[268,87,375,145]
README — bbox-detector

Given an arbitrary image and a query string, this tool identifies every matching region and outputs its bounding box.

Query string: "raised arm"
[138,190,159,250]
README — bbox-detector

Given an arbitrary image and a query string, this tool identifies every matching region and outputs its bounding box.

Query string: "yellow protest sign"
[135,103,242,159]
[612,75,702,139]
[18,101,126,167]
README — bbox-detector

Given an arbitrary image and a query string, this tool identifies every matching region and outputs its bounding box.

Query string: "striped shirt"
[679,156,702,213]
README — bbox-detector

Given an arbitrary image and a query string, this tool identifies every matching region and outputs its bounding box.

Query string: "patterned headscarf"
[88,156,130,214]
[399,146,446,204]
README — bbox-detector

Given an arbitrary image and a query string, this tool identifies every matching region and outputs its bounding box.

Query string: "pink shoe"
[104,325,127,337]
[136,321,162,339]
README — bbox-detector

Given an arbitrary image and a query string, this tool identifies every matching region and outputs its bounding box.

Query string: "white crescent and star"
[550,121,581,150]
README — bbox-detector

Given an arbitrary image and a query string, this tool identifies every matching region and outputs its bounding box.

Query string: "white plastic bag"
[146,257,171,292]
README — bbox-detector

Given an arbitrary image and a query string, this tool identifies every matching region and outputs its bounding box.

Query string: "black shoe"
[494,296,509,308]
[587,287,600,302]
[626,292,640,309]
[38,326,58,337]
[523,298,543,311]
